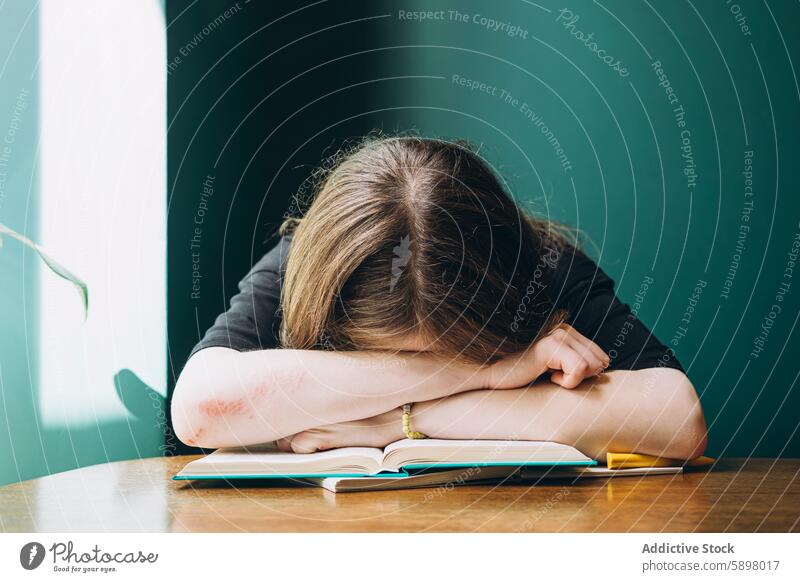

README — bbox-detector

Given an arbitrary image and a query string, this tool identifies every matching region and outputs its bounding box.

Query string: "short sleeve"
[190,235,292,357]
[549,245,683,372]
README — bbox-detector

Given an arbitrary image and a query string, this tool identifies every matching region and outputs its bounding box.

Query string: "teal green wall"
[0,1,41,486]
[169,1,799,459]
[376,0,799,457]
[0,2,165,486]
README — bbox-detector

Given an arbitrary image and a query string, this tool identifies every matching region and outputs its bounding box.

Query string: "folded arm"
[173,324,706,460]
[285,368,707,461]
[412,368,707,460]
[171,346,487,448]
[171,324,610,448]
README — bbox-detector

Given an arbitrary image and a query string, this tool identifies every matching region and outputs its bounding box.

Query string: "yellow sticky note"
[606,452,715,469]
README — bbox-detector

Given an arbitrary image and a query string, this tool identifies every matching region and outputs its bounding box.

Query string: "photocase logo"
[20,542,46,570]
[390,235,412,291]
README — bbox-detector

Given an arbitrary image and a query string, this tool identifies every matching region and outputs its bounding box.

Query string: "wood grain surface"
[1,456,797,532]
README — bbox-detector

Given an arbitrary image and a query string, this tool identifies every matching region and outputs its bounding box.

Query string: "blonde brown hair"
[280,135,568,364]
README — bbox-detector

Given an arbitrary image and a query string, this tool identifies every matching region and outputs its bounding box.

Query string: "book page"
[179,445,385,477]
[308,466,520,493]
[380,439,592,471]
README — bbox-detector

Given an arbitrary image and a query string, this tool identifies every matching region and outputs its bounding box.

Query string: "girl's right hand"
[485,324,610,390]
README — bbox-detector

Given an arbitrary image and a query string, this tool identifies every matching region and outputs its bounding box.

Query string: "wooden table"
[1,456,798,532]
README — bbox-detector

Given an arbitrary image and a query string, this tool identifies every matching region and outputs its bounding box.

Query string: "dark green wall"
[168,1,799,457]
[166,0,396,453]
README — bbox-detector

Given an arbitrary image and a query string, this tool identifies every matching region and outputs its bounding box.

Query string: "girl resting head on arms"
[172,135,707,461]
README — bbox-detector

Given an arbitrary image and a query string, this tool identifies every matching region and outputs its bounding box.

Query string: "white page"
[381,439,590,470]
[179,445,385,476]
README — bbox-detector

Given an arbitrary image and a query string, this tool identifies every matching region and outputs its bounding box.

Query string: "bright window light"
[39,0,166,426]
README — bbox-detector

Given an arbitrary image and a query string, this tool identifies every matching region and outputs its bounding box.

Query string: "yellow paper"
[606,452,715,469]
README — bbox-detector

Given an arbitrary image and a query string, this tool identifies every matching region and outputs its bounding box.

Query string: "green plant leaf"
[0,222,89,320]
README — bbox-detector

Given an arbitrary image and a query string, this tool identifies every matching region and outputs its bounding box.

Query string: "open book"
[173,439,596,480]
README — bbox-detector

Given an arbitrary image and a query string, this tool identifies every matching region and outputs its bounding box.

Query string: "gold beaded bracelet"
[401,403,427,440]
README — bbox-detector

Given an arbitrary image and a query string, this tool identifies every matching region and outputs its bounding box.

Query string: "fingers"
[544,328,608,389]
[551,324,609,376]
[276,437,293,452]
[565,337,608,377]
[552,345,595,388]
[285,431,333,453]
[562,324,610,367]
[289,433,318,453]
[549,370,584,389]
[290,435,316,454]
[504,324,610,391]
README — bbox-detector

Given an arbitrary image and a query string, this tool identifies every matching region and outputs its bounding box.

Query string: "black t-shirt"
[192,235,682,372]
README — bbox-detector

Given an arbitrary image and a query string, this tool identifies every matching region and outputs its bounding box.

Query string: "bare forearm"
[171,347,485,447]
[412,368,707,460]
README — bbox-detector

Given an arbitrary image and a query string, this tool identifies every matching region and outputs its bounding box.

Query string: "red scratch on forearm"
[184,427,204,447]
[198,398,247,417]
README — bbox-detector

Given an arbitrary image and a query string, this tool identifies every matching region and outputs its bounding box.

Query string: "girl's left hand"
[486,323,610,390]
[277,407,405,453]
